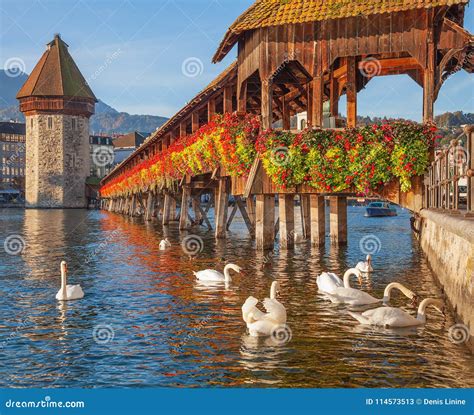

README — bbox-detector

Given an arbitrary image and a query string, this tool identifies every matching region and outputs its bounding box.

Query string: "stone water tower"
[17,34,97,208]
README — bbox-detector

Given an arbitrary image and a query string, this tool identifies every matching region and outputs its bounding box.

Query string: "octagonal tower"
[17,34,97,208]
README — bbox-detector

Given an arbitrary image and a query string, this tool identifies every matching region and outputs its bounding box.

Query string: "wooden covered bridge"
[100,0,473,250]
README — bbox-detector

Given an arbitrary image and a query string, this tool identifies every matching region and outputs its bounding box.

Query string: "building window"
[47,117,53,129]
[300,119,306,130]
[30,118,34,129]
[71,118,76,130]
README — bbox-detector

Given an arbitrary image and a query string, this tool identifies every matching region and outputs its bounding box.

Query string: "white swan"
[317,268,362,294]
[348,298,444,327]
[55,261,84,301]
[193,263,242,283]
[242,281,287,337]
[356,254,373,273]
[242,281,280,325]
[325,279,417,306]
[159,238,171,250]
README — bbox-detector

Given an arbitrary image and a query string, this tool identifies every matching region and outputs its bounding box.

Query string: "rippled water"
[0,206,473,388]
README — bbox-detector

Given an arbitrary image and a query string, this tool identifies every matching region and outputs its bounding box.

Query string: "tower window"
[30,118,34,129]
[47,117,53,129]
[71,118,76,130]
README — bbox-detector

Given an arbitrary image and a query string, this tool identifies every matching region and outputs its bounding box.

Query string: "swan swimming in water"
[324,276,417,306]
[348,298,444,327]
[242,281,287,337]
[55,261,84,301]
[316,268,362,294]
[242,281,281,325]
[356,254,373,273]
[159,238,171,250]
[193,263,242,283]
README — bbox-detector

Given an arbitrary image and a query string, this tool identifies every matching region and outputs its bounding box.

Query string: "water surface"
[0,207,473,388]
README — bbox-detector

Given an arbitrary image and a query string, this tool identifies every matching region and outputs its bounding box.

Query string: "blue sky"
[0,0,472,120]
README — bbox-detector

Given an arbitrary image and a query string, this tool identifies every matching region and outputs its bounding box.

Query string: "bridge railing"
[424,126,474,213]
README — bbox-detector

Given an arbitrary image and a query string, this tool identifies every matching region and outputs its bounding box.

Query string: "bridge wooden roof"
[213,0,469,62]
[102,61,237,182]
[17,34,96,101]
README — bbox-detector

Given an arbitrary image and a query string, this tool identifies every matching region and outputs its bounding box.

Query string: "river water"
[0,207,473,388]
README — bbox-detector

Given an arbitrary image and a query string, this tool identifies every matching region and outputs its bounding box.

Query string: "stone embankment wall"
[418,209,474,351]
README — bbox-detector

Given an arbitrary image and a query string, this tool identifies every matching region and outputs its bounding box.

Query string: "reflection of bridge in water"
[99,1,474,348]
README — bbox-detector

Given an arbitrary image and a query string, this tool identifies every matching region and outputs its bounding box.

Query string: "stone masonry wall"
[25,114,90,208]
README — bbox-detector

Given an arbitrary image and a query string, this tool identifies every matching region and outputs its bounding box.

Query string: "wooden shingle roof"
[17,34,97,101]
[213,0,469,62]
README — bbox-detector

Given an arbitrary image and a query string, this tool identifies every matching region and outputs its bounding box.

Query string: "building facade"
[17,34,97,208]
[90,135,114,178]
[112,131,148,166]
[0,122,26,189]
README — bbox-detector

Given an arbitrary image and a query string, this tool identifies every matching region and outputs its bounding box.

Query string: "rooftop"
[17,34,97,101]
[0,121,26,136]
[213,0,469,62]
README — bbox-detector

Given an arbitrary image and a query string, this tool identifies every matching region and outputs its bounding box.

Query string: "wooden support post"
[346,56,357,128]
[179,187,191,230]
[261,79,273,130]
[130,195,137,217]
[310,195,326,246]
[423,26,436,122]
[282,98,291,130]
[329,196,347,245]
[246,196,256,227]
[192,197,202,224]
[256,194,275,250]
[170,197,177,221]
[162,194,171,225]
[330,75,339,117]
[300,195,311,239]
[145,192,154,221]
[224,86,233,113]
[208,98,216,119]
[215,178,229,239]
[152,194,160,218]
[279,194,294,249]
[192,112,200,133]
[309,76,324,128]
[237,79,247,113]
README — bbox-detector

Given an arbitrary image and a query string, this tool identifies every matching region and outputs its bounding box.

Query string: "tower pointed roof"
[17,34,97,101]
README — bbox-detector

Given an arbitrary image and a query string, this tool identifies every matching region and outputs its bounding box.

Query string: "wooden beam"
[145,192,154,221]
[346,56,357,128]
[279,194,295,249]
[224,86,233,113]
[237,79,247,114]
[329,196,347,245]
[162,193,171,225]
[226,203,239,230]
[329,75,339,117]
[256,194,275,250]
[215,178,229,239]
[246,196,256,227]
[208,97,216,119]
[180,121,187,138]
[192,111,200,133]
[310,195,325,246]
[179,187,191,230]
[236,196,254,234]
[261,78,273,130]
[282,98,291,130]
[300,195,311,239]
